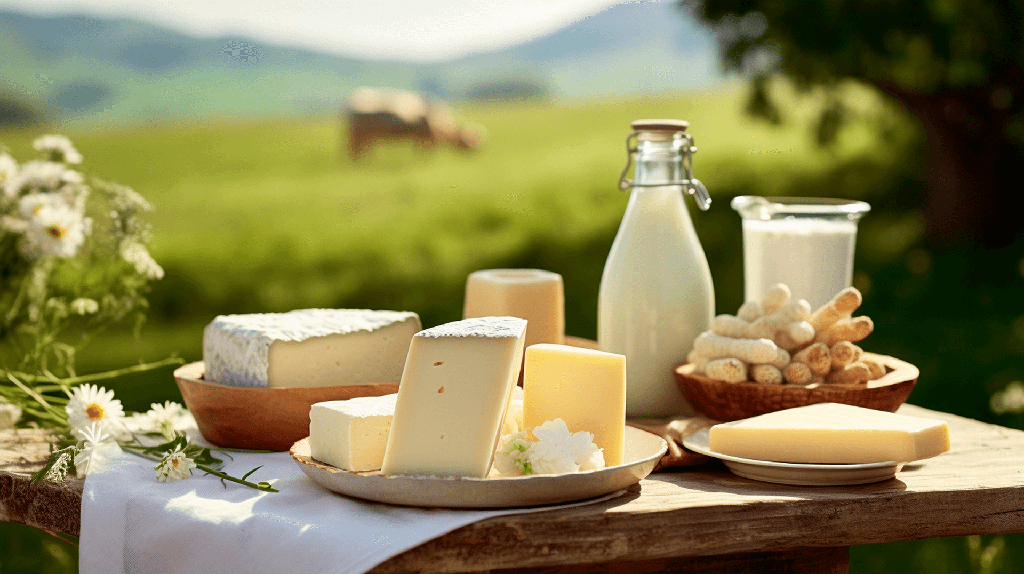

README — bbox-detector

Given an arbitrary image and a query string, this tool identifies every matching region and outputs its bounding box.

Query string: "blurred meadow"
[3,1,1024,572]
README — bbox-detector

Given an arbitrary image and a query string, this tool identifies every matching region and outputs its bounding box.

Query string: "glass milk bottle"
[598,119,714,418]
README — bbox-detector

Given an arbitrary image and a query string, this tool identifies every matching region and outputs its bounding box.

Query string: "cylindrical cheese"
[463,269,565,349]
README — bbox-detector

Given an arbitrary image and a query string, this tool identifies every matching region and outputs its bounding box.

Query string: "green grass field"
[3,87,1023,573]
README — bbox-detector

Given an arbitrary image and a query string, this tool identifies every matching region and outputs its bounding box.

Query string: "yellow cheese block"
[463,269,565,349]
[709,403,951,464]
[523,343,626,466]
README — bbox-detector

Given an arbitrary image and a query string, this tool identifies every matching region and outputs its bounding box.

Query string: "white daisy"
[145,401,187,437]
[0,153,17,191]
[8,160,68,193]
[33,135,83,164]
[121,241,164,279]
[74,421,121,478]
[65,384,126,437]
[155,445,197,482]
[70,297,99,315]
[22,203,88,259]
[19,192,68,219]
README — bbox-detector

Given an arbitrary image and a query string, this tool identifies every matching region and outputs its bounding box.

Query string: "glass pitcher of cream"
[598,119,714,418]
[731,196,870,310]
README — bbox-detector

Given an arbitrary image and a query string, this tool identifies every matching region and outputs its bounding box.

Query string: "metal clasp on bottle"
[617,131,712,211]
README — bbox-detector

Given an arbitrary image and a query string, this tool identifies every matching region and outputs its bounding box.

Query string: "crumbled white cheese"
[491,418,606,476]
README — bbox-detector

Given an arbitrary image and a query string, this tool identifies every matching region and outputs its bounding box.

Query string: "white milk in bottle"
[598,119,714,418]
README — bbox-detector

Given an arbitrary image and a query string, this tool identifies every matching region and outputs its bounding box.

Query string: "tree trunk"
[882,87,1020,248]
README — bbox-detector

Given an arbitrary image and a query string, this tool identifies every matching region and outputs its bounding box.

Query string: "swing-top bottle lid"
[630,119,689,132]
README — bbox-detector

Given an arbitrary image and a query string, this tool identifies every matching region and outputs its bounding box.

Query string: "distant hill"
[0,2,720,127]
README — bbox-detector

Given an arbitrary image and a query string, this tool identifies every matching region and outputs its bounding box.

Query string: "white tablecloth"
[79,441,613,574]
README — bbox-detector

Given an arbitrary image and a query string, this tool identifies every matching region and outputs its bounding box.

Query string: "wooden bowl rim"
[674,352,918,391]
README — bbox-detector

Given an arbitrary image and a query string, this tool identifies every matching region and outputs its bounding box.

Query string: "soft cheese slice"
[203,309,421,388]
[709,403,951,464]
[523,344,626,466]
[463,269,564,349]
[381,317,527,478]
[309,394,397,471]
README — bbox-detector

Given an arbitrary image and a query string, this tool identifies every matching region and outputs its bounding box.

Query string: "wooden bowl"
[674,353,918,421]
[173,361,398,451]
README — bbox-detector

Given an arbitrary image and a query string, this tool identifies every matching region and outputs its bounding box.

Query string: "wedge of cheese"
[203,309,421,388]
[709,403,951,464]
[309,394,397,471]
[524,344,626,466]
[381,317,527,478]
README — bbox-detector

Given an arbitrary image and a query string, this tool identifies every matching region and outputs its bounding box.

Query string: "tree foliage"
[682,0,1024,246]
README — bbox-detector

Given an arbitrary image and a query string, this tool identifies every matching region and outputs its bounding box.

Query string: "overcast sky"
[0,0,648,61]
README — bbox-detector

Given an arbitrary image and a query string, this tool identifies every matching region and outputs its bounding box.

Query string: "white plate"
[291,426,668,508]
[682,428,902,486]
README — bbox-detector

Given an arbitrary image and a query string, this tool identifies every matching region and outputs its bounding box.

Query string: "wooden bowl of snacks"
[174,362,398,451]
[674,352,918,421]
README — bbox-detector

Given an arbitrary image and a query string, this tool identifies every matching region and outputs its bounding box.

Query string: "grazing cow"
[345,87,482,160]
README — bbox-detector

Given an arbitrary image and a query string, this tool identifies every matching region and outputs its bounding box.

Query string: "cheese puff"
[687,349,710,373]
[705,358,748,383]
[782,361,813,385]
[762,299,812,329]
[792,342,832,376]
[693,332,780,364]
[829,341,862,368]
[861,357,886,380]
[828,362,871,385]
[768,346,791,369]
[818,316,874,346]
[809,287,863,333]
[751,364,783,385]
[760,283,791,315]
[737,301,762,322]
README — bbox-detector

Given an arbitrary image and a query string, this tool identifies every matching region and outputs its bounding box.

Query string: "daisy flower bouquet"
[2,136,275,492]
[1,135,175,425]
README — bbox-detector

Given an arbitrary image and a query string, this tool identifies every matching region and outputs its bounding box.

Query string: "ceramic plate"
[291,426,667,508]
[682,428,902,486]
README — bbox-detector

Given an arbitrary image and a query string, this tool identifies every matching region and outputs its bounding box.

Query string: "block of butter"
[203,309,421,388]
[309,394,397,471]
[524,344,626,466]
[709,403,951,464]
[381,316,527,478]
[463,269,564,349]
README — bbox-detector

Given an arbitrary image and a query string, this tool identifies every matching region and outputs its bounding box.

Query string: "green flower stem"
[2,356,184,385]
[6,373,64,420]
[120,445,279,493]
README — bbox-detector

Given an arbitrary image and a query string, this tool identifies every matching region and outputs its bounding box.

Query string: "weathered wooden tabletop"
[3,404,1023,574]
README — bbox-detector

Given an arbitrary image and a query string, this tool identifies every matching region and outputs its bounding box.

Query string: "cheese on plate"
[381,316,527,478]
[203,309,421,388]
[523,343,626,466]
[709,403,951,464]
[309,394,397,472]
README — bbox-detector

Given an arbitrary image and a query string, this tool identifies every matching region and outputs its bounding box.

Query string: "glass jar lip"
[731,196,871,220]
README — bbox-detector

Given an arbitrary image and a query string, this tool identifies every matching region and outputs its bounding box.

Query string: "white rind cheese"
[381,316,527,478]
[709,403,951,464]
[309,394,397,472]
[203,309,421,388]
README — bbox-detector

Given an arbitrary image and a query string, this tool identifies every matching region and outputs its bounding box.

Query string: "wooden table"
[3,404,1024,573]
